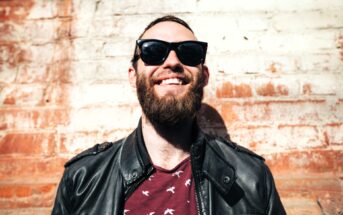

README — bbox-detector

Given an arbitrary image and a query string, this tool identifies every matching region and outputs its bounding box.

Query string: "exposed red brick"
[256,82,275,96]
[267,62,278,73]
[220,99,330,123]
[276,176,342,195]
[3,97,15,105]
[0,23,12,36]
[0,183,56,209]
[282,197,325,215]
[0,0,34,23]
[0,187,13,198]
[220,102,239,124]
[339,34,343,61]
[256,82,289,97]
[265,150,343,175]
[276,84,289,96]
[303,83,312,95]
[216,82,252,98]
[0,208,52,215]
[0,108,70,130]
[0,133,55,155]
[56,0,73,17]
[0,43,29,69]
[0,157,67,182]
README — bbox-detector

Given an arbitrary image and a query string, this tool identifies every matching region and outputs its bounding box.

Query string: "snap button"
[132,170,138,179]
[192,146,201,159]
[223,176,231,184]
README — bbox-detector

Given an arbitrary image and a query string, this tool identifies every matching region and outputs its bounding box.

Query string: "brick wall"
[0,0,342,214]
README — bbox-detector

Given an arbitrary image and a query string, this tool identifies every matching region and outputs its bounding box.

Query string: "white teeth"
[160,78,183,85]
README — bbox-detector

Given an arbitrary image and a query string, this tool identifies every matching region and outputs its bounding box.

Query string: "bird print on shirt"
[164,208,175,215]
[166,186,175,194]
[172,170,183,178]
[124,158,195,214]
[142,190,149,196]
[185,179,191,187]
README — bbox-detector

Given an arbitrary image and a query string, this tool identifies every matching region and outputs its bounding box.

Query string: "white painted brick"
[69,83,137,108]
[57,128,133,154]
[72,0,97,19]
[70,17,92,38]
[88,18,119,38]
[300,73,343,96]
[323,124,343,144]
[230,125,324,153]
[0,65,16,83]
[103,39,134,57]
[68,105,141,131]
[27,1,57,19]
[0,84,46,106]
[294,53,343,73]
[257,31,337,55]
[207,54,266,75]
[28,20,57,44]
[25,43,55,65]
[197,0,343,12]
[3,20,56,44]
[70,58,131,83]
[272,9,343,31]
[15,64,48,84]
[90,0,198,16]
[72,38,106,60]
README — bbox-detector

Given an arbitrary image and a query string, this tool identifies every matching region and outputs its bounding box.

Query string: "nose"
[162,50,183,70]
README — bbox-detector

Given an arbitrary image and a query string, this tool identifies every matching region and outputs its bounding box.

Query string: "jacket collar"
[119,119,236,195]
[119,120,152,186]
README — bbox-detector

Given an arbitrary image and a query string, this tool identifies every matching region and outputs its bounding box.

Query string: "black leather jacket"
[52,122,286,215]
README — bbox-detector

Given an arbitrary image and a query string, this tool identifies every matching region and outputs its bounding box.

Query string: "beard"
[136,70,205,128]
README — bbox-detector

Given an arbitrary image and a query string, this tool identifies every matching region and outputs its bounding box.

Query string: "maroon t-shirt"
[124,157,197,215]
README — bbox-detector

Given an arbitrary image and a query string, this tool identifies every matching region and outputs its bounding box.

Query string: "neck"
[141,114,194,170]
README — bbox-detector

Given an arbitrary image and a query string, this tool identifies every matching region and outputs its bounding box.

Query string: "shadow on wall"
[197,103,230,141]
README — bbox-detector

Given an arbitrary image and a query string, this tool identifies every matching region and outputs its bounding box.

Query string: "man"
[52,15,286,215]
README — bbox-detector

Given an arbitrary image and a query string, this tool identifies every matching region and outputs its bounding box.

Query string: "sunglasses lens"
[177,42,205,66]
[140,41,169,65]
[138,40,207,66]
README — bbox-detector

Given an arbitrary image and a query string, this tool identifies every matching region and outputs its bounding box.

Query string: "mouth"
[154,76,190,86]
[158,78,183,85]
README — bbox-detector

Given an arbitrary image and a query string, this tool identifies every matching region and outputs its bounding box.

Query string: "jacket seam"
[263,165,269,214]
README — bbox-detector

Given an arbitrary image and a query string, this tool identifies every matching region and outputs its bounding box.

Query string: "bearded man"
[52,15,286,215]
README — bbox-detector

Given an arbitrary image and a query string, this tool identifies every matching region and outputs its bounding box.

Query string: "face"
[129,21,209,127]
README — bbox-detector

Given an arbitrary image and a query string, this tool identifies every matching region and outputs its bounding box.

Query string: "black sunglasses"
[135,39,208,66]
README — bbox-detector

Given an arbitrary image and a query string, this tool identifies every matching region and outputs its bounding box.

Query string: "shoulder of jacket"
[64,141,118,168]
[205,134,265,161]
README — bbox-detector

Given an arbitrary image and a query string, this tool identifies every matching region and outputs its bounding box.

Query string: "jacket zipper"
[191,155,204,215]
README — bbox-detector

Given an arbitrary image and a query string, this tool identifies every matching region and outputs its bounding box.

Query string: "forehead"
[141,21,197,42]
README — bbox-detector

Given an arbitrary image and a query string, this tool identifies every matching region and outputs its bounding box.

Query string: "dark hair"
[131,15,194,67]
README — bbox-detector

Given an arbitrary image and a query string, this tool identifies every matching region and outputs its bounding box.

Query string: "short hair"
[131,15,194,67]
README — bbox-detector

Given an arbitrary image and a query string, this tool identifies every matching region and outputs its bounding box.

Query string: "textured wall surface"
[0,0,342,214]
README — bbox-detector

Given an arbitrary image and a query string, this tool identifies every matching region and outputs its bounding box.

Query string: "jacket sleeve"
[265,166,287,215]
[51,169,72,215]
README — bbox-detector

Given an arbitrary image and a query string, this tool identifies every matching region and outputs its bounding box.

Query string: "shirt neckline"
[153,156,191,173]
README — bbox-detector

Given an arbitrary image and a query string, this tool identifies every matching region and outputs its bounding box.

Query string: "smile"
[159,78,184,85]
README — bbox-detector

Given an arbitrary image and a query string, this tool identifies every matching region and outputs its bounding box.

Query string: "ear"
[202,64,210,87]
[128,66,137,88]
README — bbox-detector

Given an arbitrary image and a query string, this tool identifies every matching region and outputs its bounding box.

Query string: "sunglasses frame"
[135,39,208,66]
